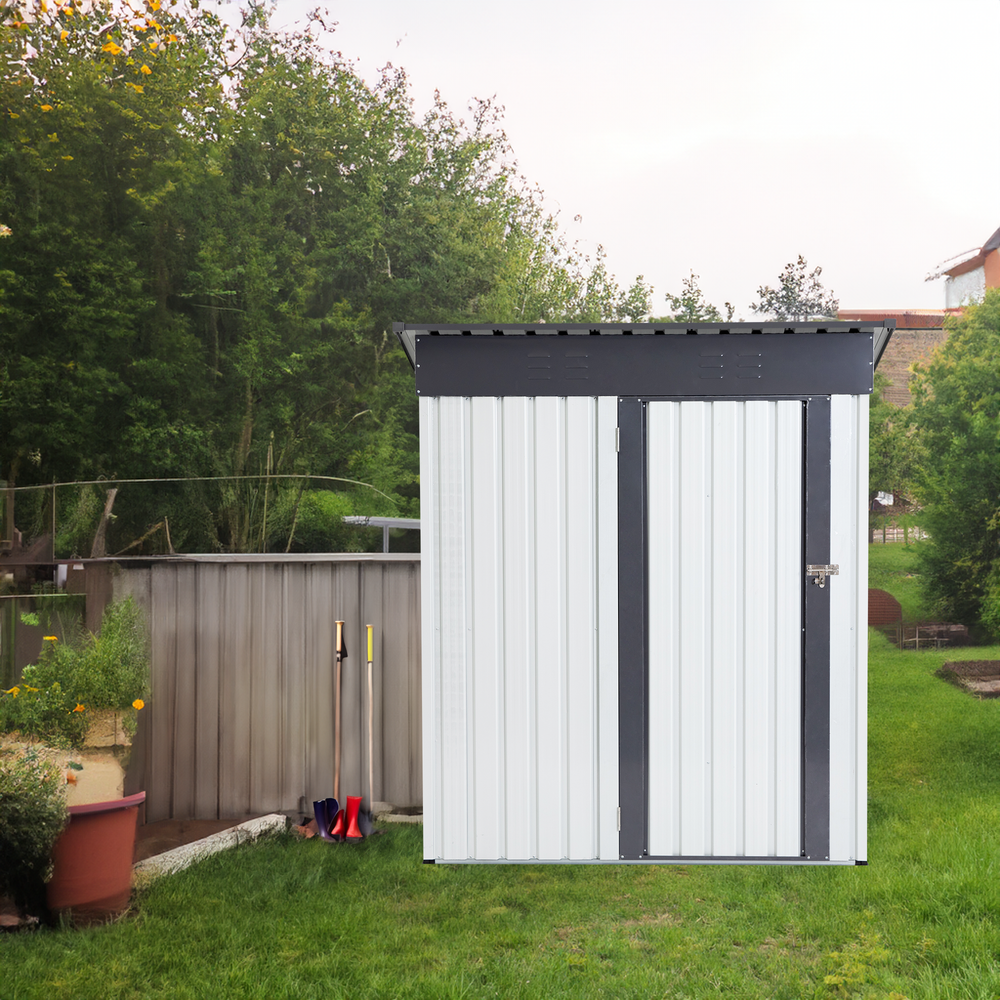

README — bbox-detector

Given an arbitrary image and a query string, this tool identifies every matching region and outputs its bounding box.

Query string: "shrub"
[0,675,89,749]
[1,598,150,747]
[0,748,67,922]
[78,597,149,712]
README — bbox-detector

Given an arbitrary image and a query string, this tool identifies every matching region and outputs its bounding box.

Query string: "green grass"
[3,634,1000,998]
[868,541,933,621]
[2,548,998,998]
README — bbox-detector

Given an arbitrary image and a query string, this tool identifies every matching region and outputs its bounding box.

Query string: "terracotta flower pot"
[47,791,145,924]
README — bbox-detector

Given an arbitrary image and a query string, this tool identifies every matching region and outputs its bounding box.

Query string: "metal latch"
[807,564,839,588]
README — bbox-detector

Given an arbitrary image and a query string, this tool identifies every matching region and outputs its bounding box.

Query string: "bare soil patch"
[0,709,129,805]
[936,660,1000,699]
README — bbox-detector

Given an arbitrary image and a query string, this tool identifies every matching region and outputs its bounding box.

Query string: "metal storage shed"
[397,320,894,866]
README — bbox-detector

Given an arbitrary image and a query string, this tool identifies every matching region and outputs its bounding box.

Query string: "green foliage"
[2,1,653,553]
[908,289,1000,631]
[751,254,839,321]
[868,541,931,622]
[0,746,67,919]
[1,631,88,747]
[869,371,917,500]
[0,670,88,748]
[660,271,733,323]
[78,597,149,712]
[265,489,357,553]
[0,597,148,744]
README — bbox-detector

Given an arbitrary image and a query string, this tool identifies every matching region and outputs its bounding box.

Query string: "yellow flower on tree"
[133,698,145,711]
[43,635,58,641]
[102,41,122,55]
[2,686,19,698]
[140,64,152,75]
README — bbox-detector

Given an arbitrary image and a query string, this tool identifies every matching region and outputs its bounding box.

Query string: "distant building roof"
[926,223,1000,281]
[837,309,955,329]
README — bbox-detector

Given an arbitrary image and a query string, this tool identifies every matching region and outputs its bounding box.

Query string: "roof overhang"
[395,321,895,397]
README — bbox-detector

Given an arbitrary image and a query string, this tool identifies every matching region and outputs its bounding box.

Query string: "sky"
[258,0,1000,318]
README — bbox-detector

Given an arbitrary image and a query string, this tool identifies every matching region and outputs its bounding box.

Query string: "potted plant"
[0,597,150,925]
[0,748,67,926]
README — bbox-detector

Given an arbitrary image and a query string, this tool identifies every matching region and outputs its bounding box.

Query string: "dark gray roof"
[394,321,896,372]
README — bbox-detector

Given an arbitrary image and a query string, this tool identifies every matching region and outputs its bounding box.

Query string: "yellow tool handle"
[336,620,344,655]
[366,623,373,662]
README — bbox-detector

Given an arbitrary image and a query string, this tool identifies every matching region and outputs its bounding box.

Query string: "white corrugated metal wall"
[829,394,868,863]
[420,395,619,861]
[421,389,868,865]
[646,400,804,858]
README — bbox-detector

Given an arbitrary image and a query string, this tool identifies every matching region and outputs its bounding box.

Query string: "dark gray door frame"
[617,395,833,862]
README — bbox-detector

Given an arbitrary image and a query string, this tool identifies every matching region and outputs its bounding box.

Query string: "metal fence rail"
[113,554,421,822]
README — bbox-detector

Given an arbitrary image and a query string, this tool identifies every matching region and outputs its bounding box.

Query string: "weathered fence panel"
[109,554,420,822]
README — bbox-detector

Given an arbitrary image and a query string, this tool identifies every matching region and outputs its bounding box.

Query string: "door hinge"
[807,564,839,588]
[616,427,620,453]
[617,806,621,831]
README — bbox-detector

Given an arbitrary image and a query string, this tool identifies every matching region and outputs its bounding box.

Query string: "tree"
[1,1,654,554]
[908,289,1000,633]
[751,255,838,321]
[657,271,733,323]
[869,371,917,500]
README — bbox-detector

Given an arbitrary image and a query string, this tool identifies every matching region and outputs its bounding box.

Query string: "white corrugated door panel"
[647,399,802,858]
[533,396,567,859]
[773,402,805,858]
[596,396,620,861]
[422,394,614,862]
[500,397,535,861]
[427,395,472,860]
[710,401,744,857]
[565,396,598,861]
[469,397,503,859]
[828,394,867,863]
[419,396,439,859]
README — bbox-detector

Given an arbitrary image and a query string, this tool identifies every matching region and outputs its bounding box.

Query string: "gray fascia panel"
[411,331,876,397]
[394,321,896,382]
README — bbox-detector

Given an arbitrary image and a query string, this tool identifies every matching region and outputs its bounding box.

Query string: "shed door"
[618,396,833,862]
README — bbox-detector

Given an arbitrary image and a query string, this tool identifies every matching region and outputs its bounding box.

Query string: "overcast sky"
[260,0,999,317]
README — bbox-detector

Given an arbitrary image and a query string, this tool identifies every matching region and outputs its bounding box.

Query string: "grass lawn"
[868,541,932,622]
[3,550,999,998]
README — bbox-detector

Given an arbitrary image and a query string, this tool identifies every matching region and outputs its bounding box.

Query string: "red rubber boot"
[345,795,363,842]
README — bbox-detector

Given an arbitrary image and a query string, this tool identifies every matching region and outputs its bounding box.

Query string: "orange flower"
[73,703,86,712]
[43,635,57,641]
[133,698,145,711]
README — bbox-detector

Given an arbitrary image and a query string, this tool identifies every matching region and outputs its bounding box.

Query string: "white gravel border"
[132,813,288,880]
